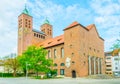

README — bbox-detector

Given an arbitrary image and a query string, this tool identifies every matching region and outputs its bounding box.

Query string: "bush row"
[0,73,24,77]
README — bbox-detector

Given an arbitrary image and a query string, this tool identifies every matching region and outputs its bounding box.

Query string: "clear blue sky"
[0,0,120,57]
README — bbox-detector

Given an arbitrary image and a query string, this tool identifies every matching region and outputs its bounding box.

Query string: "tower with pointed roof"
[18,5,33,55]
[17,1,105,77]
[41,18,53,39]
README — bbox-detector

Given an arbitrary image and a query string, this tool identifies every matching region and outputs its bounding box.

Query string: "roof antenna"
[22,0,29,15]
[24,0,27,9]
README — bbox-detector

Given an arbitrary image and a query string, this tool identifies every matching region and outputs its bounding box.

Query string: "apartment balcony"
[106,67,112,69]
[106,63,112,65]
[105,60,112,63]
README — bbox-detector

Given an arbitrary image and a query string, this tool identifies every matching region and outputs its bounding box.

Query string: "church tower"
[18,6,33,55]
[41,18,53,39]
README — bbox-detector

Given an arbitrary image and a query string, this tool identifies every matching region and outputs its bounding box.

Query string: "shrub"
[0,73,13,77]
[0,73,24,77]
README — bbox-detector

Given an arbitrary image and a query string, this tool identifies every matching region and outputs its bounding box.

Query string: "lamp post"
[26,62,30,79]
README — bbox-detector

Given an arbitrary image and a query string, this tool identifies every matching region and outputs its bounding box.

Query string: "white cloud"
[1,0,119,57]
[0,0,92,57]
[0,0,24,57]
[90,0,120,15]
[0,0,92,56]
[28,0,92,36]
[94,15,120,29]
[90,0,120,51]
[105,37,117,51]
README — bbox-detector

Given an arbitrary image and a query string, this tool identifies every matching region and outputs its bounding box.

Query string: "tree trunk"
[36,71,38,77]
[13,69,16,77]
[23,69,26,76]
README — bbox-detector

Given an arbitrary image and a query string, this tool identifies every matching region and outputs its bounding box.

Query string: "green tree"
[111,33,120,55]
[18,46,53,77]
[4,57,19,77]
[111,39,120,50]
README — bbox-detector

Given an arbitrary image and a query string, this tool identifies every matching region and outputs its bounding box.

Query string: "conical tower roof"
[22,5,30,15]
[43,18,50,25]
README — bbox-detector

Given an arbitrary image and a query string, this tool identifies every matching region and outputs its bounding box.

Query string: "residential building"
[105,50,120,77]
[105,52,112,74]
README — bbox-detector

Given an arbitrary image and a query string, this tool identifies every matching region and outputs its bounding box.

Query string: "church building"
[18,6,105,77]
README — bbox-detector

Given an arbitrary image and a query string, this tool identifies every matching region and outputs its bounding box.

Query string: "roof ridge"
[36,34,64,48]
[86,24,95,30]
[64,21,79,30]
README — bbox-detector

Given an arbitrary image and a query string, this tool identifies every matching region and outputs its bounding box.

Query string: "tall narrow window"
[48,50,51,58]
[34,33,36,36]
[39,35,41,38]
[36,34,38,37]
[61,48,64,58]
[54,49,57,58]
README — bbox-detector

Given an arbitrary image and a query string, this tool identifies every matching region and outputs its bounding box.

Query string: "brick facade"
[18,9,105,77]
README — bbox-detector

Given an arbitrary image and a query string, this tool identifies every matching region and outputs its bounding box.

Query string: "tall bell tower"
[41,18,53,39]
[18,6,33,55]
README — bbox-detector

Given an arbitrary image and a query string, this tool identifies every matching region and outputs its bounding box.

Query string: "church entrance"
[72,70,76,78]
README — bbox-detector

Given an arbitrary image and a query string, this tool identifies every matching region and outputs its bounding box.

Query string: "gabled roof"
[86,24,104,41]
[36,21,104,48]
[63,21,104,41]
[37,35,64,48]
[86,24,94,30]
[64,21,79,30]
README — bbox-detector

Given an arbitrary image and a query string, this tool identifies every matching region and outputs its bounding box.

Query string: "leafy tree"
[18,46,53,77]
[4,57,19,77]
[111,32,120,55]
[111,39,120,50]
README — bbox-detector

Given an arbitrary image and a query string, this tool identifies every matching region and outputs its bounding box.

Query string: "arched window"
[54,63,57,67]
[34,33,36,36]
[61,48,64,58]
[48,50,51,58]
[39,35,41,38]
[43,36,45,39]
[60,63,65,66]
[36,34,38,37]
[54,49,57,58]
[40,35,42,38]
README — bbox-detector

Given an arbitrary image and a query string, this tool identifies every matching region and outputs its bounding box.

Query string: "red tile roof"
[36,22,104,48]
[112,49,120,56]
[64,21,79,30]
[37,35,64,48]
[86,24,94,30]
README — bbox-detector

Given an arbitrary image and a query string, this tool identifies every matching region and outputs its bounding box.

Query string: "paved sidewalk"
[0,77,120,84]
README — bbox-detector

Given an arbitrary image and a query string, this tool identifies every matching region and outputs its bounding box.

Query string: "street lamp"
[26,62,30,79]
